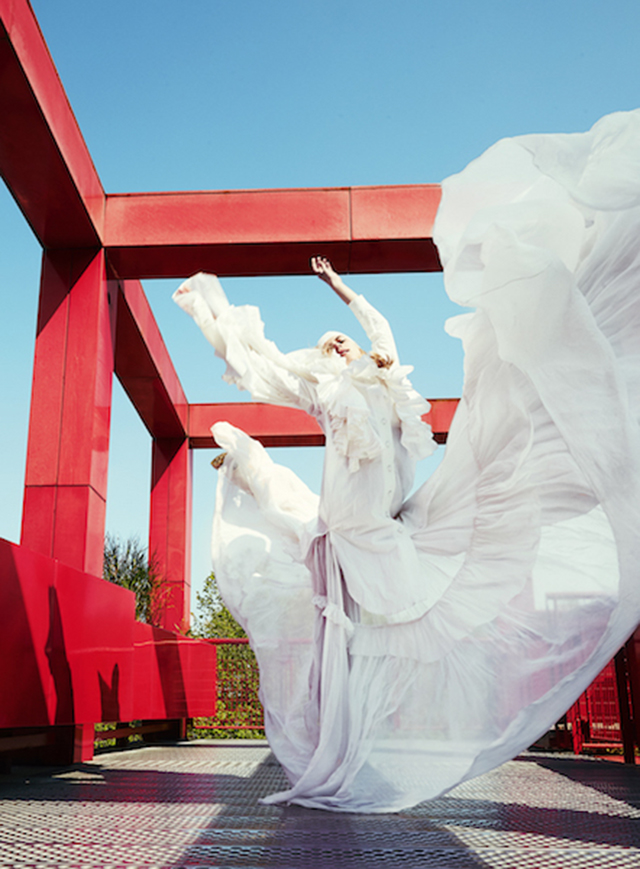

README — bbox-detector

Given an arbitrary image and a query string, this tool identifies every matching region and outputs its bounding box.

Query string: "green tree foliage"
[103,534,165,625]
[190,572,264,739]
[191,572,246,638]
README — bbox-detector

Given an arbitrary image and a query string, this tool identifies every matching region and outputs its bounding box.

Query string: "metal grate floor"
[1,743,640,868]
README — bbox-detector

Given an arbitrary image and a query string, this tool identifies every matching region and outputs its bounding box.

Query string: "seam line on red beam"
[347,188,353,273]
[24,482,108,500]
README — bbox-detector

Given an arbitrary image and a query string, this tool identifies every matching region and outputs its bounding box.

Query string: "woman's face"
[322,334,364,365]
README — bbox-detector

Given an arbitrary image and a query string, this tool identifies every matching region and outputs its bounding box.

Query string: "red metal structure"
[1,0,639,764]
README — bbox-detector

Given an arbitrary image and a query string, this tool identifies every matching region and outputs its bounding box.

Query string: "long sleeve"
[173,274,318,415]
[348,294,399,364]
[345,292,436,463]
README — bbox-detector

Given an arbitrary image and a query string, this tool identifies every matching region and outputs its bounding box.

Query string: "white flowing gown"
[174,109,640,813]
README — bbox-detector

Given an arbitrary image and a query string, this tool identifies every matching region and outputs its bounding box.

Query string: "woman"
[174,109,640,812]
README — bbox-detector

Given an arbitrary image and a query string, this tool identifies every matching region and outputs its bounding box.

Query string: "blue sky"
[2,0,639,607]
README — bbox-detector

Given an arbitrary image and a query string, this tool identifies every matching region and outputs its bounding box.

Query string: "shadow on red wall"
[0,538,215,731]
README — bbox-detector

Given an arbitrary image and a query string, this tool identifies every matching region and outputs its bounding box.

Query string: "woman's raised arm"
[173,272,318,414]
[311,256,358,305]
[311,256,398,366]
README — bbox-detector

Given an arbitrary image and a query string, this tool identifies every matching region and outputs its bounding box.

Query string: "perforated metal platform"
[1,743,640,868]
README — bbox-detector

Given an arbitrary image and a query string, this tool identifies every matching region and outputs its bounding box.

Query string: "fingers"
[310,255,333,275]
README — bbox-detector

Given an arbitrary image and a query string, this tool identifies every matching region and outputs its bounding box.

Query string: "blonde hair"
[370,352,394,369]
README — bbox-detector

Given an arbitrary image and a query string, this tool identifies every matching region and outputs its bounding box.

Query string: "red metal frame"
[1,0,638,765]
[103,186,442,279]
[188,399,459,449]
[150,438,192,633]
[0,3,103,247]
[21,249,114,577]
[0,538,215,724]
[115,279,188,440]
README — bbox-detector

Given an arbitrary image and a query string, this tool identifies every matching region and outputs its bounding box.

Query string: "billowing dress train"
[174,109,640,812]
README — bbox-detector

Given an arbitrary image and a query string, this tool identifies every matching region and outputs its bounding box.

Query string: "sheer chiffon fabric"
[175,109,640,812]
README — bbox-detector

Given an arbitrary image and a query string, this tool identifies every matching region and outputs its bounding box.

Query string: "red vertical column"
[624,627,640,759]
[21,248,115,578]
[149,437,192,633]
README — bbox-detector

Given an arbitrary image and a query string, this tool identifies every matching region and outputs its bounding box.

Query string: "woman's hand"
[310,256,357,304]
[311,256,340,285]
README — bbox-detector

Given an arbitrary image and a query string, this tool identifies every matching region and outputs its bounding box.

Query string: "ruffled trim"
[317,355,436,472]
[317,368,382,473]
[386,364,437,461]
[175,275,436,466]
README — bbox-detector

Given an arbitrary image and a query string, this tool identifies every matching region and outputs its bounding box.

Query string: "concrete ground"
[1,742,640,868]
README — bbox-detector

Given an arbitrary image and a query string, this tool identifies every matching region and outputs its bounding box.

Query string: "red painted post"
[614,647,637,763]
[150,438,192,633]
[73,724,95,762]
[624,628,640,759]
[21,249,115,578]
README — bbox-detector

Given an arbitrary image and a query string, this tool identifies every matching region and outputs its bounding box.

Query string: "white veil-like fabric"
[186,109,640,812]
[173,271,346,384]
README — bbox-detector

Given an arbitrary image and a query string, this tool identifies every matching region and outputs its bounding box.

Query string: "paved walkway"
[1,742,640,867]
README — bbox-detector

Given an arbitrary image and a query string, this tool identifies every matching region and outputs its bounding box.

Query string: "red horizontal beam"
[0,1,104,247]
[188,398,459,449]
[115,280,188,439]
[426,398,459,444]
[106,239,440,281]
[104,185,442,279]
[0,1,443,279]
[189,403,325,448]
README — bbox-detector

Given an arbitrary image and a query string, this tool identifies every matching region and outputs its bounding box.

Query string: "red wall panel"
[131,623,217,720]
[0,538,215,728]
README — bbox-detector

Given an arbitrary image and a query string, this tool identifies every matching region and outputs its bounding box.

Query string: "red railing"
[193,639,264,732]
[564,648,639,761]
[566,660,622,753]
